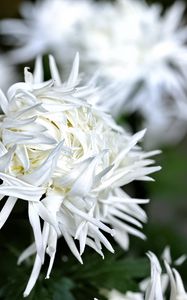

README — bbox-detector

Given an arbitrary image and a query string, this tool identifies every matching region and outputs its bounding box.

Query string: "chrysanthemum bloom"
[0,0,91,64]
[0,55,160,296]
[77,0,187,146]
[106,252,187,300]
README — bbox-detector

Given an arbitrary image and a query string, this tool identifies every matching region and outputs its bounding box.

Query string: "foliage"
[0,237,149,300]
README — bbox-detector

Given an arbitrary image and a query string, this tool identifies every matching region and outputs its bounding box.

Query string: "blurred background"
[0,0,187,299]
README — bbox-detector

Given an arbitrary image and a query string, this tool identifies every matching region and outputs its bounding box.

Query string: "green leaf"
[68,251,149,294]
[51,277,75,300]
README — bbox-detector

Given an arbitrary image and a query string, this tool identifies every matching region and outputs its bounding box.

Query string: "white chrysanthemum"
[0,55,160,296]
[77,0,187,146]
[106,252,187,300]
[0,0,91,63]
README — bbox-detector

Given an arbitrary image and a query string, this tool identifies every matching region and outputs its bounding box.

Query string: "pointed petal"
[24,67,34,84]
[33,56,43,83]
[69,156,100,196]
[23,255,42,297]
[66,52,79,88]
[145,252,163,300]
[18,243,36,265]
[164,261,178,300]
[61,228,83,264]
[172,268,187,295]
[0,196,17,229]
[0,89,8,114]
[45,227,58,279]
[28,202,43,261]
[49,55,61,86]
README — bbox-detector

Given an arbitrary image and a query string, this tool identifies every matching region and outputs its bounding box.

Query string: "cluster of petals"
[107,252,187,300]
[0,54,160,296]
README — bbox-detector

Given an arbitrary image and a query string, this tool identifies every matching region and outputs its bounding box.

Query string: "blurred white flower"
[0,0,91,63]
[106,252,187,300]
[77,0,187,147]
[0,54,160,296]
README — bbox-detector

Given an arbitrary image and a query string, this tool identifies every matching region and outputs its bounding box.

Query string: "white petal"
[113,229,129,251]
[66,52,79,88]
[75,221,88,255]
[33,56,43,83]
[23,141,65,186]
[0,89,8,114]
[24,67,34,84]
[174,255,187,266]
[45,227,58,279]
[23,255,42,297]
[172,268,187,295]
[0,196,17,229]
[108,215,145,240]
[28,202,43,261]
[18,243,36,265]
[49,55,61,86]
[0,145,16,172]
[61,228,83,264]
[113,129,146,167]
[69,155,100,196]
[2,129,57,146]
[0,185,44,201]
[32,201,60,234]
[0,142,7,156]
[145,252,163,300]
[16,145,30,171]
